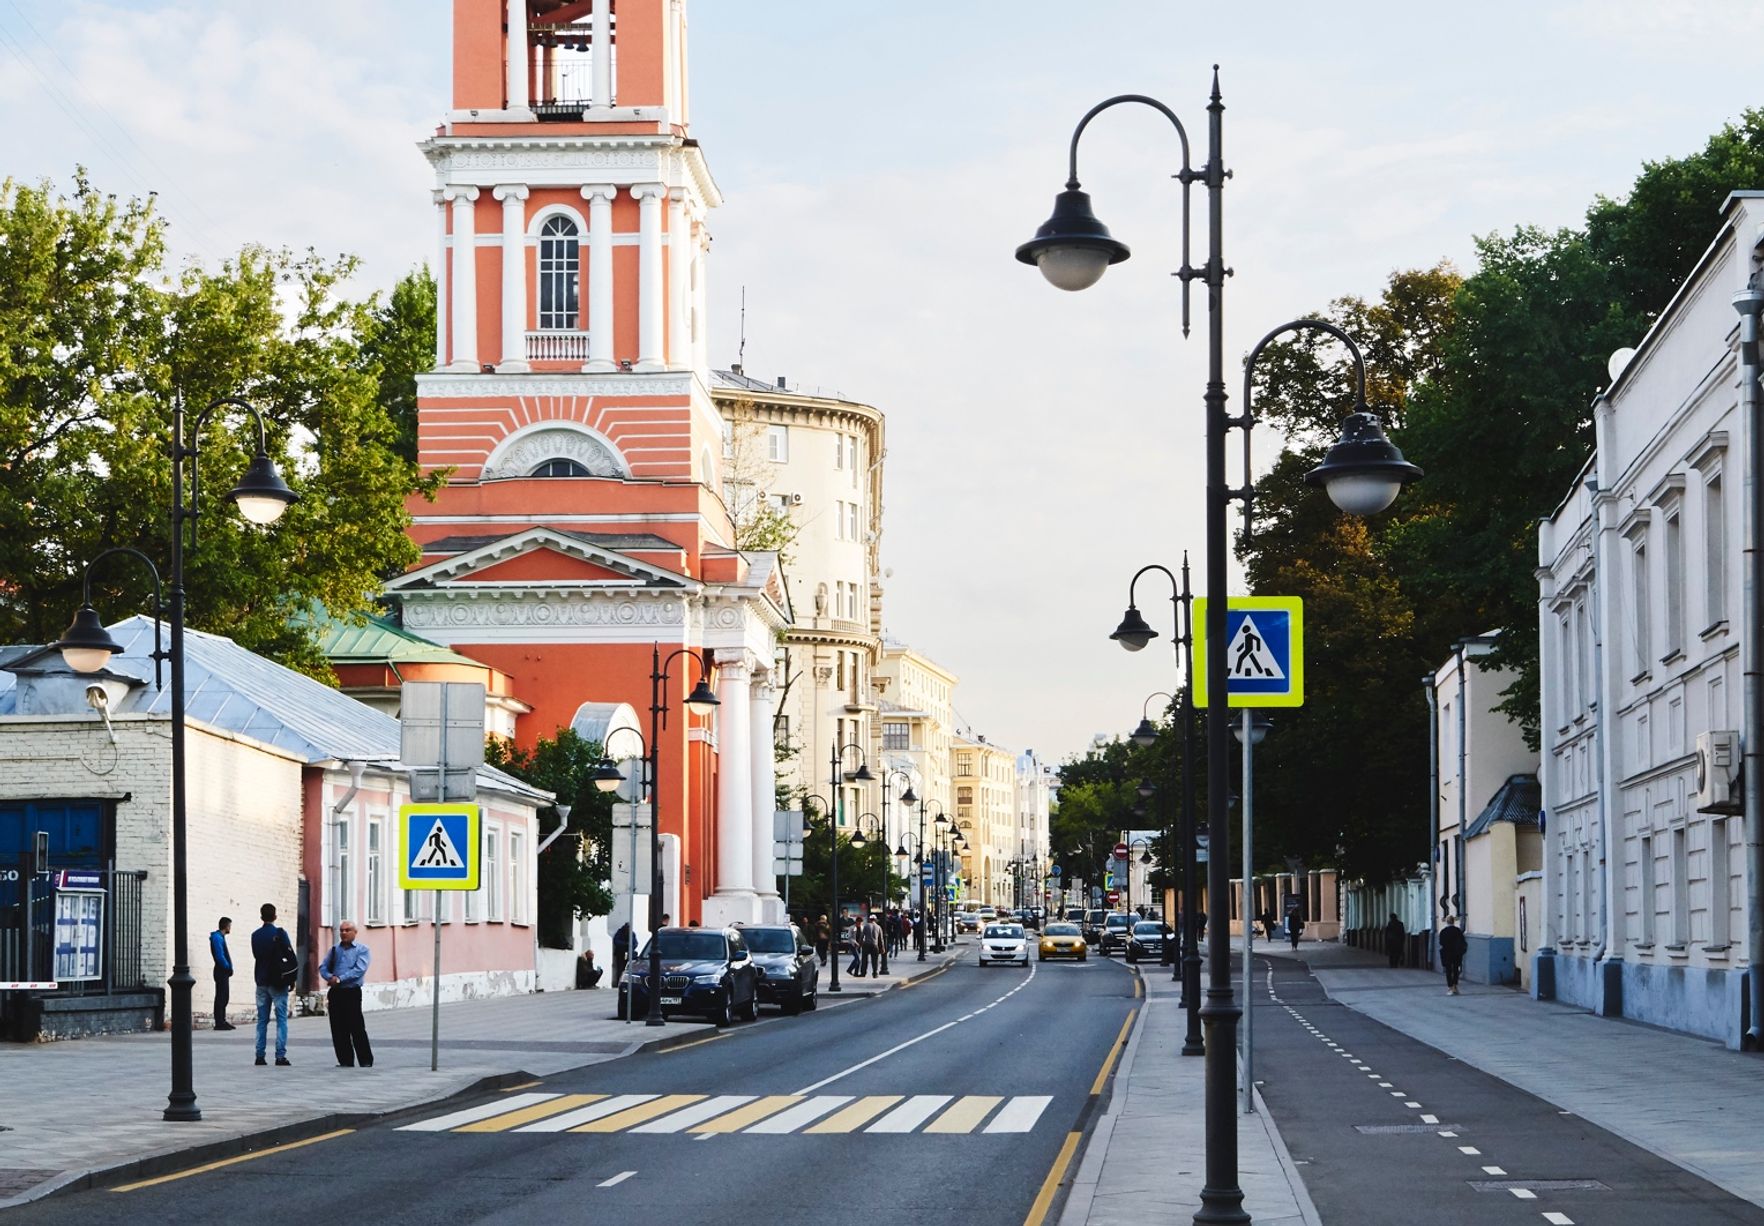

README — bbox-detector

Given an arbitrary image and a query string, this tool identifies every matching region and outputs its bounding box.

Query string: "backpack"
[272,929,299,991]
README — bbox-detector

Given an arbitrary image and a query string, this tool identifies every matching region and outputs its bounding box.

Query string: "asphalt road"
[1254,952,1764,1226]
[22,949,1140,1226]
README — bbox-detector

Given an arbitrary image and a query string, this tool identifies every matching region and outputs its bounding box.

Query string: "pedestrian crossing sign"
[399,802,480,890]
[1193,596,1304,708]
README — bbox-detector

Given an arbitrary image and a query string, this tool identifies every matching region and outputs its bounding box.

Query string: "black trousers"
[1443,958,1463,989]
[213,970,230,1023]
[327,985,374,1066]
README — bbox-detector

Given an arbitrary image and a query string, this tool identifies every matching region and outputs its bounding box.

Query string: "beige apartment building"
[954,733,1017,906]
[873,637,959,851]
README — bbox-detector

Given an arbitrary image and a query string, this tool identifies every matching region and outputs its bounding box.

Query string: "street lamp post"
[828,741,875,993]
[1127,838,1153,919]
[1233,709,1272,1113]
[1019,80,1423,1223]
[930,807,950,953]
[55,396,297,1123]
[849,812,890,975]
[592,730,653,1026]
[894,833,928,961]
[643,645,720,1025]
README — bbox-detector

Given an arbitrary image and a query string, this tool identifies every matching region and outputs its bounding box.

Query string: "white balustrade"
[526,331,592,362]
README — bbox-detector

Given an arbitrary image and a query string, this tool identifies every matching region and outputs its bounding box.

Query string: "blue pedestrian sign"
[1193,596,1305,708]
[399,803,480,890]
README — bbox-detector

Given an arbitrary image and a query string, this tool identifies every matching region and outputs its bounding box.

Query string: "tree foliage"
[484,728,615,947]
[0,172,444,675]
[777,803,904,922]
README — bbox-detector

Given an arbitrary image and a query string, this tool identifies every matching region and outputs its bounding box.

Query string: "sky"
[3,0,1761,766]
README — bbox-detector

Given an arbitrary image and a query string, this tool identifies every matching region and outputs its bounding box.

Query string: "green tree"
[781,801,902,923]
[361,266,437,466]
[0,173,445,675]
[484,728,615,947]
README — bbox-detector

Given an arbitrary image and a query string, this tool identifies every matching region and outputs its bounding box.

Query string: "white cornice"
[417,371,695,399]
[420,135,720,208]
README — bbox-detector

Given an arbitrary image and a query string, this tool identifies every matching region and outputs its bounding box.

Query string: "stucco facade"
[953,734,1016,905]
[1536,193,1754,1045]
[873,638,958,852]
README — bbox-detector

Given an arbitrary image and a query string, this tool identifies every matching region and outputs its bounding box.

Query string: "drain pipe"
[1455,642,1469,934]
[1733,268,1764,1049]
[1424,673,1439,970]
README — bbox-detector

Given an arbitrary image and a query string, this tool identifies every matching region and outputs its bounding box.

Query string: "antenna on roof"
[733,285,747,376]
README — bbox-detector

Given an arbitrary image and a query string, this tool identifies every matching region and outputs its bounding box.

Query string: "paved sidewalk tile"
[1264,940,1764,1210]
[1060,975,1319,1226]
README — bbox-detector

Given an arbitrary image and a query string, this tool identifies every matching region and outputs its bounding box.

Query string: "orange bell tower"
[390,1,791,929]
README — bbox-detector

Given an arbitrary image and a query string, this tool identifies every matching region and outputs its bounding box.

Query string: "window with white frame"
[538,215,581,331]
[511,830,528,925]
[766,424,789,463]
[402,884,422,925]
[1576,599,1594,713]
[486,825,503,922]
[833,433,844,471]
[1706,471,1726,628]
[1663,504,1684,657]
[464,849,480,922]
[849,435,858,487]
[1638,834,1655,946]
[834,500,845,540]
[1670,826,1688,947]
[366,817,385,926]
[847,501,859,540]
[337,817,352,925]
[1556,609,1573,729]
[1711,818,1732,948]
[1629,538,1650,677]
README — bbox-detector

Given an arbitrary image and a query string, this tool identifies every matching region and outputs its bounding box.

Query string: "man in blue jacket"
[209,917,235,1030]
[251,903,297,1066]
[319,921,374,1068]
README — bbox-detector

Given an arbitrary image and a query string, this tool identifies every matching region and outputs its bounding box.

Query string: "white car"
[979,922,1029,967]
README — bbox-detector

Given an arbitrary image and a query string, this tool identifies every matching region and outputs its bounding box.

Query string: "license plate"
[661,996,683,1006]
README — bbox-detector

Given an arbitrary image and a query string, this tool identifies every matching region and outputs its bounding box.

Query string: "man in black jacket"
[251,903,297,1066]
[1439,914,1468,996]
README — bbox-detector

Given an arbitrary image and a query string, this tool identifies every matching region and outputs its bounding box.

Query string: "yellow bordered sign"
[1193,596,1304,708]
[398,803,480,890]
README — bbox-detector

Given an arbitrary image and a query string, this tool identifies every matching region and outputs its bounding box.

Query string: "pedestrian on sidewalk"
[1285,902,1304,950]
[251,902,297,1067]
[861,914,883,977]
[1384,912,1406,968]
[319,921,374,1068]
[816,914,831,965]
[1439,914,1467,995]
[577,948,603,989]
[209,916,236,1030]
[611,922,631,988]
[1259,908,1277,941]
[846,917,864,977]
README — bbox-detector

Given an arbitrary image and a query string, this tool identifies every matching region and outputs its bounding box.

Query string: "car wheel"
[739,991,758,1023]
[713,993,733,1027]
[805,982,818,1012]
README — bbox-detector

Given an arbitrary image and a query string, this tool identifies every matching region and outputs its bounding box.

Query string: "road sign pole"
[1241,708,1254,1115]
[431,684,447,1073]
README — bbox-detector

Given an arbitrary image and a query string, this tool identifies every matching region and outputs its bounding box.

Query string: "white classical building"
[1536,192,1754,1046]
[1015,749,1055,908]
[873,636,959,849]
[711,371,887,830]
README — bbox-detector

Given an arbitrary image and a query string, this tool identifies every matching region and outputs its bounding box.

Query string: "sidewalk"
[1263,939,1764,1210]
[1059,972,1320,1226]
[0,946,963,1210]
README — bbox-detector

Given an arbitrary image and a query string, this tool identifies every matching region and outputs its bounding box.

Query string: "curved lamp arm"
[79,546,168,689]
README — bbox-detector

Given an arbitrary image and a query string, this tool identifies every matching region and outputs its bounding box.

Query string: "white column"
[693,227,710,375]
[633,184,666,372]
[493,185,529,372]
[591,0,613,108]
[705,651,757,927]
[581,185,617,372]
[667,188,688,369]
[751,677,781,921]
[446,187,481,371]
[505,0,529,111]
[432,191,448,370]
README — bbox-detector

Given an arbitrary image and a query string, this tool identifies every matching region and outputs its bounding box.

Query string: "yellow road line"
[804,1095,903,1134]
[1090,1008,1137,1096]
[690,1095,803,1133]
[112,1129,353,1193]
[897,962,954,991]
[1023,1131,1083,1226]
[457,1093,605,1133]
[924,1095,1003,1134]
[501,1079,544,1092]
[572,1094,705,1133]
[1134,973,1144,999]
[662,1034,727,1053]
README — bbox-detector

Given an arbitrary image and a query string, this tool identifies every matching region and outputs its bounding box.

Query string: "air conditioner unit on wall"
[1694,730,1742,815]
[788,492,804,505]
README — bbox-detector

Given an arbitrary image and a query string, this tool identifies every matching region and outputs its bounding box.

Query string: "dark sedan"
[1125,921,1171,964]
[619,926,759,1026]
[743,923,819,1014]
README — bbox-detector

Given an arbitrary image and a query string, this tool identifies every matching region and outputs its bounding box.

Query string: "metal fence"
[0,866,148,1006]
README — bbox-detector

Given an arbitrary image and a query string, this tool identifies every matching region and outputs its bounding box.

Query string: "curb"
[1250,1083,1324,1226]
[1056,966,1152,1226]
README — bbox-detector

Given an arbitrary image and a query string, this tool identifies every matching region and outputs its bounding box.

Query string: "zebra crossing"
[398,1090,1054,1137]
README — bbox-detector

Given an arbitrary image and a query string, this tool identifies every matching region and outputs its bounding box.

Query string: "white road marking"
[398,1092,559,1131]
[1389,1091,1406,1098]
[1482,1166,1506,1175]
[795,961,1036,1094]
[866,1095,953,1133]
[631,1095,755,1134]
[1459,1145,1480,1155]
[1511,1189,1537,1200]
[519,1094,661,1133]
[1421,1114,1439,1124]
[1542,1214,1575,1225]
[1439,1131,1458,1138]
[1377,1081,1393,1087]
[985,1095,1053,1133]
[598,1171,636,1188]
[745,1095,852,1134]
[1404,1101,1422,1109]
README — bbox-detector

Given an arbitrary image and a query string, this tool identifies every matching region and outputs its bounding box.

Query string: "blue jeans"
[255,985,289,1059]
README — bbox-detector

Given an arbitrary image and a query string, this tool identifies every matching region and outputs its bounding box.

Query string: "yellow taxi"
[1038,921,1088,962]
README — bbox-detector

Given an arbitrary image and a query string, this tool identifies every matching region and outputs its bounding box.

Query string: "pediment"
[389,527,692,592]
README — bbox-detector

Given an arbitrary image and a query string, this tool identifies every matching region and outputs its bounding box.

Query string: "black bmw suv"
[620,926,759,1026]
[742,923,819,1014]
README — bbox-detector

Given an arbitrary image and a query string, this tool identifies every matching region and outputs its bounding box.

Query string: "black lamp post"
[881,770,917,938]
[55,396,297,1123]
[592,727,653,1023]
[929,806,950,953]
[849,812,889,975]
[894,832,929,961]
[827,741,874,993]
[1021,81,1422,1224]
[642,645,719,1025]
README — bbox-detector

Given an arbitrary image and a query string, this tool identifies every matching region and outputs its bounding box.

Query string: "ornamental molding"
[389,524,693,591]
[423,138,721,209]
[401,591,687,632]
[482,423,630,479]
[416,371,694,399]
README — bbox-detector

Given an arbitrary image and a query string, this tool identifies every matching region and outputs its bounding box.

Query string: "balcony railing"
[528,19,614,119]
[527,330,591,362]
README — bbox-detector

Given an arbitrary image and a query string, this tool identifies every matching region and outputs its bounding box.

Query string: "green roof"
[310,609,480,667]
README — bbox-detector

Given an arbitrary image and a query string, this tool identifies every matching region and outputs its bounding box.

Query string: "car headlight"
[692,973,723,985]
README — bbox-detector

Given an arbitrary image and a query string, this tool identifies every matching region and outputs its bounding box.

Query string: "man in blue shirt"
[209,917,235,1030]
[320,921,374,1068]
[250,903,296,1066]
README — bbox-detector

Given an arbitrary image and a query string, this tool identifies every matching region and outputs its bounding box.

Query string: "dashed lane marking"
[598,1171,636,1188]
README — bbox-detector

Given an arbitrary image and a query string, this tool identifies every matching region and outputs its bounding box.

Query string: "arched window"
[538,216,580,331]
[531,458,591,477]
